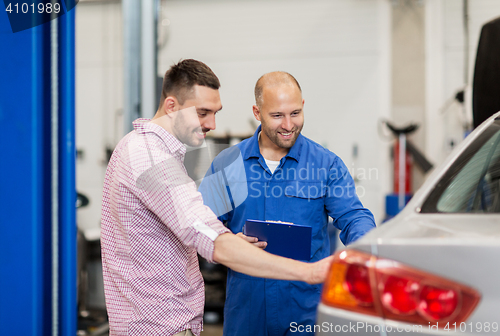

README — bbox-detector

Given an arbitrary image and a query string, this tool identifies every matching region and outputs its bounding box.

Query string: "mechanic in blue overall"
[199,71,376,336]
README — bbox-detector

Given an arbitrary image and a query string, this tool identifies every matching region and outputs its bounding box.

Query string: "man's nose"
[282,116,292,131]
[203,113,216,131]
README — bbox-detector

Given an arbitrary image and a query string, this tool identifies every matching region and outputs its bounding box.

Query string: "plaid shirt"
[101,119,229,336]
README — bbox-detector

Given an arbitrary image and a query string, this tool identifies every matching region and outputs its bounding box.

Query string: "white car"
[316,112,500,335]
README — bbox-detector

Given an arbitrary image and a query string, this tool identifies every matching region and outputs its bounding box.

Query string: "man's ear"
[163,96,177,115]
[252,105,261,122]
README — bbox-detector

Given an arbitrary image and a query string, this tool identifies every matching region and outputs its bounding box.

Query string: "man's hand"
[236,232,267,249]
[305,256,334,284]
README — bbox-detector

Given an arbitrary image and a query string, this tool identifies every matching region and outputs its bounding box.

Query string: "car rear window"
[421,119,500,213]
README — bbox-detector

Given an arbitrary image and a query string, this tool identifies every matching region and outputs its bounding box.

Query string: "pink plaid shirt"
[101,119,229,336]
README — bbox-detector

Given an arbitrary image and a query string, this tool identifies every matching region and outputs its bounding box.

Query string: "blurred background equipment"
[77,193,109,336]
[383,121,433,220]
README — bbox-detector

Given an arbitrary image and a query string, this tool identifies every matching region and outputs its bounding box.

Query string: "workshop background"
[2,0,500,335]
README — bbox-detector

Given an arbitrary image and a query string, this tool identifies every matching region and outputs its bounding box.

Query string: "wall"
[76,0,123,240]
[158,0,392,223]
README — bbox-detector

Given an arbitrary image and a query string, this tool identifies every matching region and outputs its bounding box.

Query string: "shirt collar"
[132,118,187,157]
[243,124,303,162]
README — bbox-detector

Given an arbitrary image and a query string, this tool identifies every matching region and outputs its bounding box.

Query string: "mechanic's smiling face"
[254,83,304,153]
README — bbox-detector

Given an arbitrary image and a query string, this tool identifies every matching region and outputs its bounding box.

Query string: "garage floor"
[78,311,223,336]
[201,324,223,336]
[94,324,222,336]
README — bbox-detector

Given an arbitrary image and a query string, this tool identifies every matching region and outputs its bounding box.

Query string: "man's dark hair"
[159,59,220,108]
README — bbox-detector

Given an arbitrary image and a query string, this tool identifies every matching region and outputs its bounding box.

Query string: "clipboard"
[243,219,312,261]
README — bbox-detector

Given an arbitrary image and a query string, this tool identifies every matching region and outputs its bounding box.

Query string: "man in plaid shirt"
[101,59,333,336]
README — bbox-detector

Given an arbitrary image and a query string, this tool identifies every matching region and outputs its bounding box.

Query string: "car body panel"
[317,304,456,335]
[317,112,500,335]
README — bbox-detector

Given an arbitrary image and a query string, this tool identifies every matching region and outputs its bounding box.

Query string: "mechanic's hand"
[307,256,334,284]
[236,232,267,249]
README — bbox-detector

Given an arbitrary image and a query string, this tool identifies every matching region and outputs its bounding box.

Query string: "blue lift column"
[0,6,76,336]
[59,7,77,336]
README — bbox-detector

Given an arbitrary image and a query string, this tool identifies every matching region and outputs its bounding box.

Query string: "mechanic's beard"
[263,125,303,149]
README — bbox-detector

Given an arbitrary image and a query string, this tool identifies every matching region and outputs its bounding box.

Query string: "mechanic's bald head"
[254,71,302,109]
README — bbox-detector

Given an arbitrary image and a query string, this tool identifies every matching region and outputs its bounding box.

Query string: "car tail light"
[345,264,373,305]
[322,251,378,317]
[321,250,481,328]
[419,285,458,320]
[381,275,418,314]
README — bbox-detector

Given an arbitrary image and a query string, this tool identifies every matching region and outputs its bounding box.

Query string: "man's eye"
[198,113,206,117]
